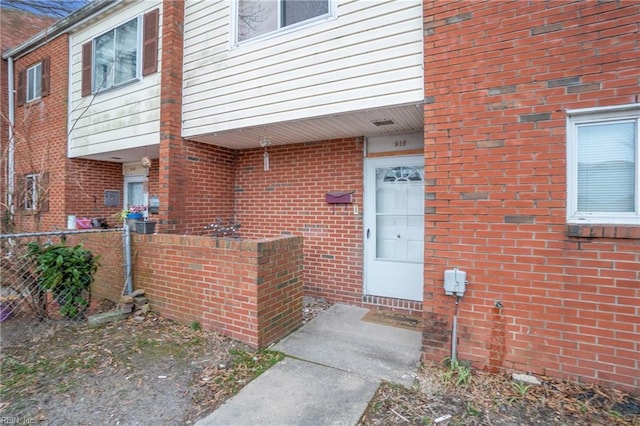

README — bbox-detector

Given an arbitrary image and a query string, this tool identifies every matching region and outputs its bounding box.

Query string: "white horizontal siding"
[182,0,423,138]
[68,1,163,158]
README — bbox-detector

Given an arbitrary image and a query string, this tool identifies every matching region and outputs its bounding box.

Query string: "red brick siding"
[64,231,125,302]
[423,0,640,391]
[65,159,125,226]
[11,35,69,232]
[179,140,236,232]
[1,11,57,226]
[235,138,365,305]
[157,0,186,233]
[131,234,303,348]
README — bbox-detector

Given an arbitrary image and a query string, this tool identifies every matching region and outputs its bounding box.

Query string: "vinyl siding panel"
[182,0,423,138]
[68,1,162,158]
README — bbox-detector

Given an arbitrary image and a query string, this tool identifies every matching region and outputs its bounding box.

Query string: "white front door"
[364,156,424,301]
[123,174,147,210]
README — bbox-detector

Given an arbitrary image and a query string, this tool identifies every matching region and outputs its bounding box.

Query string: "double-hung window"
[567,104,640,225]
[81,9,159,97]
[236,0,330,43]
[16,58,49,106]
[26,63,42,102]
[93,17,140,91]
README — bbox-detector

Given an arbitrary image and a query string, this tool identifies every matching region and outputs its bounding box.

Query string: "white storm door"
[364,156,424,301]
[123,174,147,210]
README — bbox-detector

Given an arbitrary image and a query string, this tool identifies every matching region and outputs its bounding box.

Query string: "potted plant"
[126,205,147,219]
[135,219,157,234]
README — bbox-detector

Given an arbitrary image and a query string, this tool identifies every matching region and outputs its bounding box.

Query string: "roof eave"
[2,0,120,60]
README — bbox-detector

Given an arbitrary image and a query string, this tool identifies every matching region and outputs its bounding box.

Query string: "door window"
[375,166,424,262]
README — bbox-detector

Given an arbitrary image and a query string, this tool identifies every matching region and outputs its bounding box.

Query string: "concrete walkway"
[196,304,422,426]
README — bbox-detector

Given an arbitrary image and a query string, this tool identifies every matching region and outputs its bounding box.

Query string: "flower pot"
[135,221,157,234]
[0,300,16,322]
[126,213,143,219]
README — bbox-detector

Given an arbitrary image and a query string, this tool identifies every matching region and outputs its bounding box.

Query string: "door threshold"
[362,294,422,316]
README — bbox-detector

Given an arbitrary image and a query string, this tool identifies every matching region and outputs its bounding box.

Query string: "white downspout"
[7,56,15,218]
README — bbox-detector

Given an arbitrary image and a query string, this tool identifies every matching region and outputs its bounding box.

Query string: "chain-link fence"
[1,229,124,323]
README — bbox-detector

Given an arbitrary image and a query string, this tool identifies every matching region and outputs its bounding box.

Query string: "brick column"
[158,0,185,233]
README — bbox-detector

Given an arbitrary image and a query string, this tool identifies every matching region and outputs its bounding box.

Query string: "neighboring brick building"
[0,8,56,232]
[422,0,639,390]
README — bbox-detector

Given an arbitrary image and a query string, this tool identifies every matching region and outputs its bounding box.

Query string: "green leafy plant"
[441,357,472,386]
[26,242,99,319]
[513,381,531,396]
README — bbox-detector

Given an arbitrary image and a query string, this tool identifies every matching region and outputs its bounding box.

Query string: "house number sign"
[367,133,422,154]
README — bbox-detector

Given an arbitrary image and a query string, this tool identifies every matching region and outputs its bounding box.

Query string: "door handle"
[367,228,370,239]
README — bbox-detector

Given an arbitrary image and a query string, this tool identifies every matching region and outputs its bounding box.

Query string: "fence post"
[123,223,133,295]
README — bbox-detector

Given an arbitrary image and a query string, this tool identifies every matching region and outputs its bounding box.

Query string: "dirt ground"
[1,302,639,425]
[360,362,640,425]
[1,314,239,424]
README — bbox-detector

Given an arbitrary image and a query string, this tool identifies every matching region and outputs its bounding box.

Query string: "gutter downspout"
[7,56,15,219]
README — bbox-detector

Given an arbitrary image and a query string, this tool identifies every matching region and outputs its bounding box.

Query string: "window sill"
[566,224,640,239]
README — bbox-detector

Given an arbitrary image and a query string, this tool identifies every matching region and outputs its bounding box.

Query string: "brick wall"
[235,138,365,305]
[64,231,125,302]
[65,159,125,226]
[179,140,236,232]
[1,10,57,232]
[157,0,186,233]
[11,35,69,233]
[423,0,639,391]
[131,233,303,348]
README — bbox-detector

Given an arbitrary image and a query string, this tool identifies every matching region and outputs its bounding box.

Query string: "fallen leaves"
[358,361,640,426]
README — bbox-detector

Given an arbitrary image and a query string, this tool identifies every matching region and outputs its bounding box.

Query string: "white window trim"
[25,173,38,211]
[566,103,640,225]
[230,0,336,47]
[91,16,142,94]
[26,63,42,103]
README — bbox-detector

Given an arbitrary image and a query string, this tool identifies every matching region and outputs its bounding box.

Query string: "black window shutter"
[17,69,26,106]
[41,56,50,97]
[81,41,92,96]
[142,9,159,76]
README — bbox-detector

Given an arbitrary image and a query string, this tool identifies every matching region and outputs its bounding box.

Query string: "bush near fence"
[2,230,304,350]
[0,230,124,322]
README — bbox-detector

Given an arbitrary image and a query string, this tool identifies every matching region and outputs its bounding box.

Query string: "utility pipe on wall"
[7,57,15,217]
[451,295,461,364]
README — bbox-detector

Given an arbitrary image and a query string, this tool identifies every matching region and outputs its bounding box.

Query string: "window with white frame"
[93,17,140,91]
[236,0,330,43]
[24,174,38,211]
[81,9,158,97]
[567,104,640,225]
[26,63,42,102]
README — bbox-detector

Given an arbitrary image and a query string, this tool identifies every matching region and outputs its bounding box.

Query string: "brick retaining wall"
[131,234,303,348]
